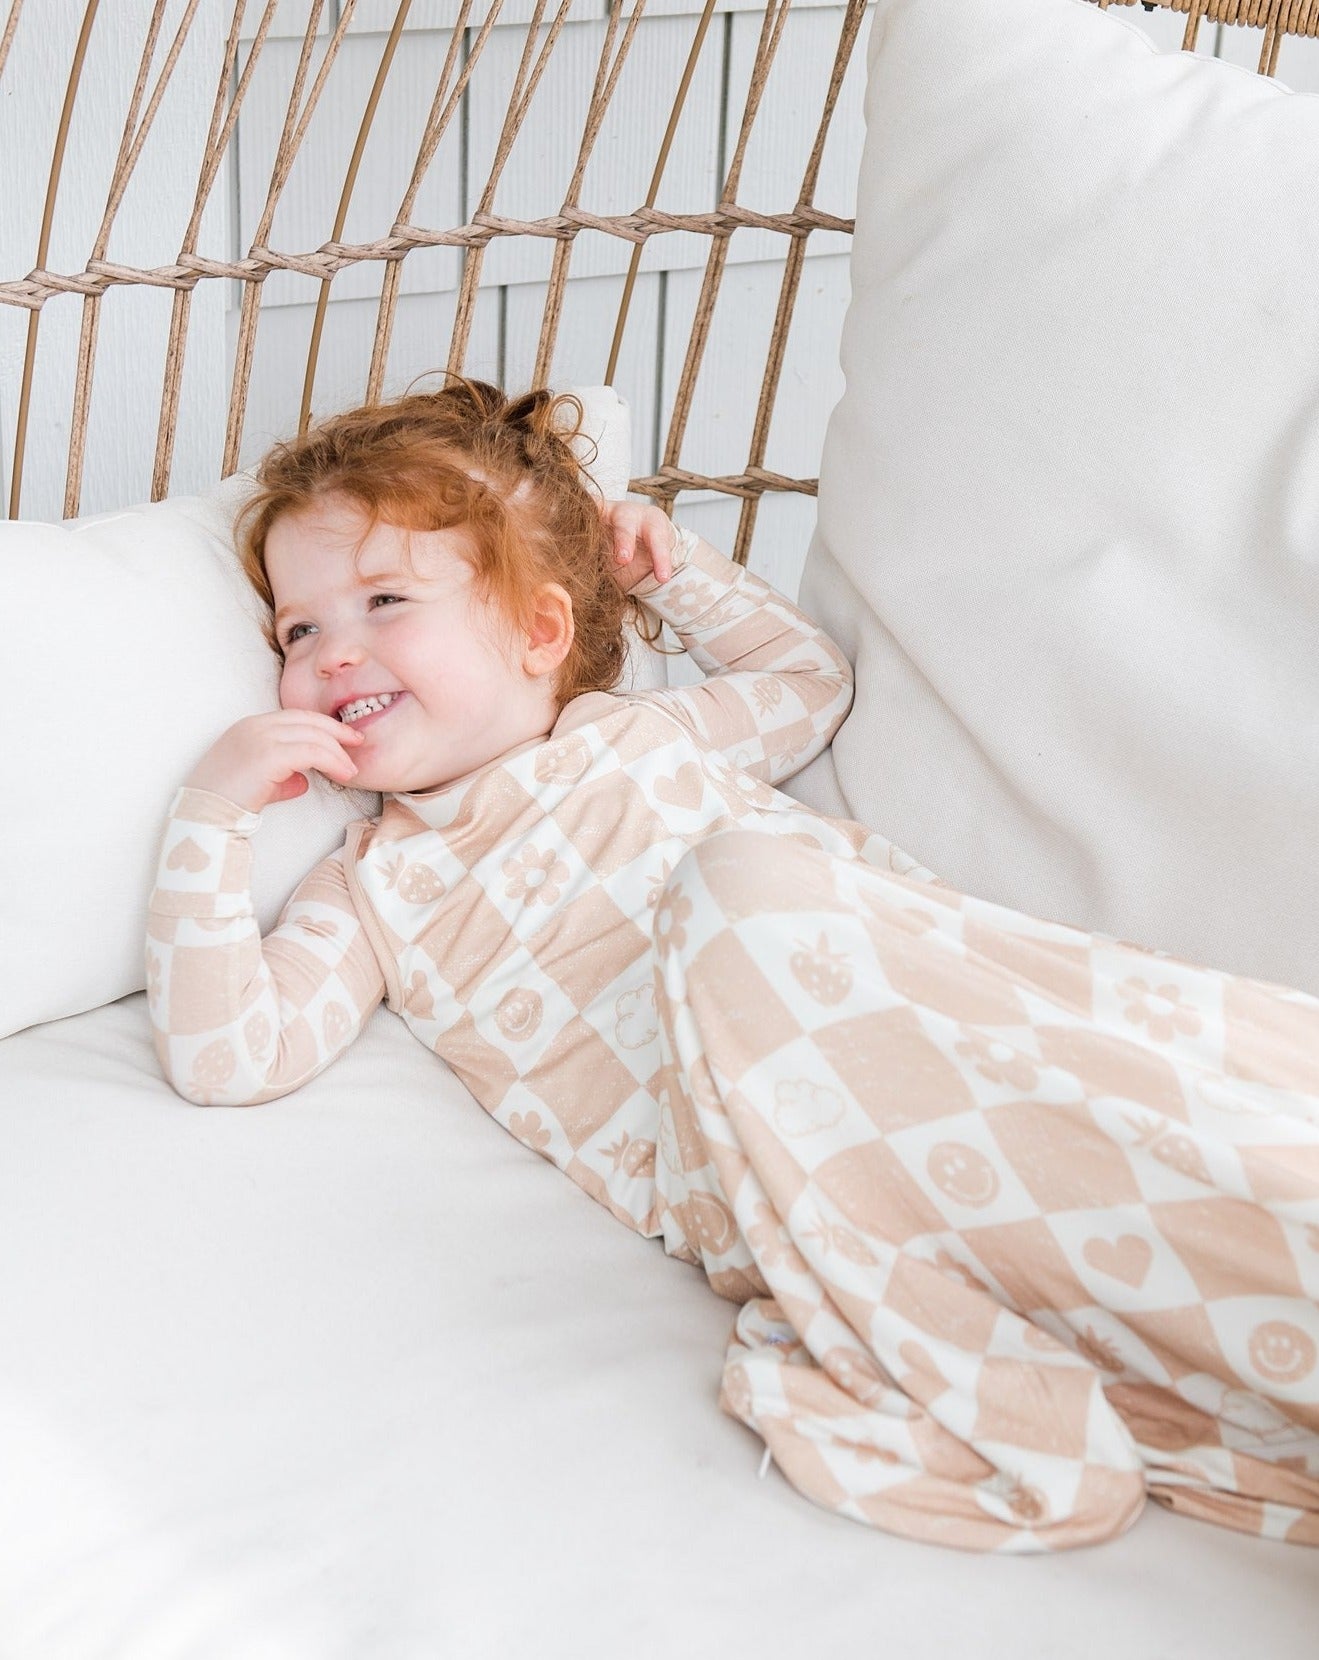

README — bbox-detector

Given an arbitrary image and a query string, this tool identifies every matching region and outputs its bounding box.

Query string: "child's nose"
[315,631,366,674]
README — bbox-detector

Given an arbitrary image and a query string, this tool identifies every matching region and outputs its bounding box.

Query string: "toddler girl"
[148,379,1319,1553]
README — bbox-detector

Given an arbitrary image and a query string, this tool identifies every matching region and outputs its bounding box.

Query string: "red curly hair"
[237,379,636,709]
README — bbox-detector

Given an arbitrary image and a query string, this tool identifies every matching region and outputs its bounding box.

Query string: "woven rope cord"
[1,0,1308,535]
[3,202,853,308]
[1100,0,1319,27]
[1100,0,1319,65]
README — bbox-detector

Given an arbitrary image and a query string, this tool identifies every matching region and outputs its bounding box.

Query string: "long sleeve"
[632,531,853,786]
[146,787,386,1105]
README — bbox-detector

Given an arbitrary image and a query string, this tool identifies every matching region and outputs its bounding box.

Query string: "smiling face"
[267,494,571,795]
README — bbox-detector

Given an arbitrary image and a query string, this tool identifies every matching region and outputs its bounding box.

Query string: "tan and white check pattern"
[149,533,1319,1550]
[654,829,1319,1550]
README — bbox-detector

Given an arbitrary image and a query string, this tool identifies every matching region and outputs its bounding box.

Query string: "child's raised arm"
[608,505,854,786]
[147,774,385,1107]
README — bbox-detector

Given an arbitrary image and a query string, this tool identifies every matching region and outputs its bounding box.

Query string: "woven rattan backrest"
[0,0,1306,559]
[1103,2,1318,74]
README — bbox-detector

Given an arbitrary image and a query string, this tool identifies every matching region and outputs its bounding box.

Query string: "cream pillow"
[790,0,1319,994]
[2,480,381,1039]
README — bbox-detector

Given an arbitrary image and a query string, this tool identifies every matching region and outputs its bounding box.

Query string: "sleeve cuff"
[628,525,699,602]
[168,785,262,835]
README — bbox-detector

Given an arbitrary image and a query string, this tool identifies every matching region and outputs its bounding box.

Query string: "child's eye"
[283,622,315,645]
[370,593,403,610]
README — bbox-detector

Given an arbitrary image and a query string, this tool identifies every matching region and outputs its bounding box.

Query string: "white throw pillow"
[3,479,381,1039]
[790,0,1319,994]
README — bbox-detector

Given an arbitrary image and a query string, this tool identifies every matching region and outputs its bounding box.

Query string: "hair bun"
[505,386,584,447]
[493,386,583,480]
[500,388,550,432]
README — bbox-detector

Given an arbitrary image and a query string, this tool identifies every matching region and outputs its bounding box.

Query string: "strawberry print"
[603,1131,656,1178]
[399,864,446,904]
[789,932,852,1005]
[189,1037,236,1102]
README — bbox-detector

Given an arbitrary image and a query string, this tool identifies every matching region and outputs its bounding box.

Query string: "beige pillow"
[2,480,381,1039]
[790,0,1319,994]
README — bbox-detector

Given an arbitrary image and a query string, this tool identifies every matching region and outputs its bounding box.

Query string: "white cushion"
[2,479,380,1038]
[2,997,1315,1646]
[790,0,1319,995]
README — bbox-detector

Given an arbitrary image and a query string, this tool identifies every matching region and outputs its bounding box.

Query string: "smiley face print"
[927,1142,1001,1208]
[1248,1320,1317,1386]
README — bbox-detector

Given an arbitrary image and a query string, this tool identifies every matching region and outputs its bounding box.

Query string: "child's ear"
[523,582,575,678]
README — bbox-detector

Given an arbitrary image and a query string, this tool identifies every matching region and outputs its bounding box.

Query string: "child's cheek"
[277,663,306,711]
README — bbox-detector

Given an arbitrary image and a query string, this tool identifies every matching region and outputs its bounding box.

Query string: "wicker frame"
[0,0,1302,556]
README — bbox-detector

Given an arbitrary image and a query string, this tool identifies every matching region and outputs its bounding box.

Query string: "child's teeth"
[340,693,398,723]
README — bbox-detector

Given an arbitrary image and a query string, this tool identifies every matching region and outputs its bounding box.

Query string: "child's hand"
[184,711,365,813]
[602,498,683,592]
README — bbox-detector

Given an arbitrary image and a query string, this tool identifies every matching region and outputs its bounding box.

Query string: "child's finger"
[305,711,368,742]
[297,723,366,753]
[275,733,360,784]
[645,517,675,581]
[272,710,366,744]
[265,707,365,737]
[311,744,360,784]
[612,522,637,565]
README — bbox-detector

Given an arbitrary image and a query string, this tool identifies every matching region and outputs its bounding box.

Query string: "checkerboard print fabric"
[653,829,1319,1550]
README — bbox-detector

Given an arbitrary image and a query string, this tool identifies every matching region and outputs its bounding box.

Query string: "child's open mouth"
[336,691,406,727]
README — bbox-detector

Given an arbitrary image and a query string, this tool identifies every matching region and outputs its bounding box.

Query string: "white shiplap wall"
[3,2,1319,601]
